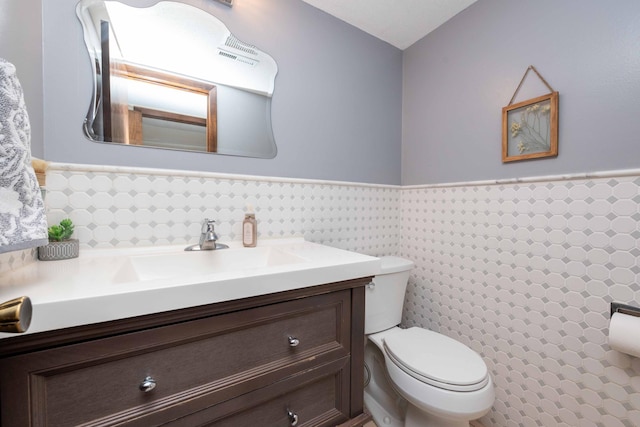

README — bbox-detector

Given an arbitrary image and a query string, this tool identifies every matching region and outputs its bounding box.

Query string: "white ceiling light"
[300,0,477,50]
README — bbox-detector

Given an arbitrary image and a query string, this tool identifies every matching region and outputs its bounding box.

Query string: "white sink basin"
[0,238,380,337]
[118,246,307,282]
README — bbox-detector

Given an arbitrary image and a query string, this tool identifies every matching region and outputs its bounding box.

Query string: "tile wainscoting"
[0,248,37,276]
[1,163,639,427]
[43,163,400,255]
[401,173,640,427]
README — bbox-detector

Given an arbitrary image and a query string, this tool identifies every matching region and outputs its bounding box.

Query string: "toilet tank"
[365,256,414,335]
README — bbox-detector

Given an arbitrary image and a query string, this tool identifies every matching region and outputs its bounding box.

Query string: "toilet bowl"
[364,257,494,427]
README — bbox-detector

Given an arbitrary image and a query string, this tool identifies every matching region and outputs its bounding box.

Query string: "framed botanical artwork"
[502,91,558,162]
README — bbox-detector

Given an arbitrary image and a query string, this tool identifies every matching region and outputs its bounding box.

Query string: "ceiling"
[300,0,477,50]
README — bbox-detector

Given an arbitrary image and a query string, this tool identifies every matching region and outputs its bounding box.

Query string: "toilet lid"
[383,327,489,392]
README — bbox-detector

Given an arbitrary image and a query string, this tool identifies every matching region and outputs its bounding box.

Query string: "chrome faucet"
[185,219,229,251]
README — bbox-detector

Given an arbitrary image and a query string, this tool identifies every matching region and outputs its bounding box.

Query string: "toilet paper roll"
[609,312,640,358]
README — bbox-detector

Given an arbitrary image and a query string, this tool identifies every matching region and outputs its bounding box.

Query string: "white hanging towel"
[0,58,48,254]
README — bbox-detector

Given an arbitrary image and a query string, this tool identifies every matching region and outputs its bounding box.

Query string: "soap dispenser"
[242,205,257,247]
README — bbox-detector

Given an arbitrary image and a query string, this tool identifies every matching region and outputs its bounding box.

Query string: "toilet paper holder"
[610,302,640,318]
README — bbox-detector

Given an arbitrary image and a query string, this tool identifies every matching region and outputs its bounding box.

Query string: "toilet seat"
[382,327,489,392]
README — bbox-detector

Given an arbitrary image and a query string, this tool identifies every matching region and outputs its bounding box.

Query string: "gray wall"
[0,0,44,158]
[40,0,402,185]
[402,0,640,185]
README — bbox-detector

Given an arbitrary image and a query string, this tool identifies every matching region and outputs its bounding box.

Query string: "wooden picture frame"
[502,91,558,162]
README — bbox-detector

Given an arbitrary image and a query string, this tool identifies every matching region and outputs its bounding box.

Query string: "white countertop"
[0,238,380,338]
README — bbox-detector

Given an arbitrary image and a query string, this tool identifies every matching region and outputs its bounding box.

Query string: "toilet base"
[364,390,404,427]
[364,341,406,427]
[405,405,469,427]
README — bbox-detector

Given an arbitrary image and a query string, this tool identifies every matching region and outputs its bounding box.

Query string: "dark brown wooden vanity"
[0,277,372,426]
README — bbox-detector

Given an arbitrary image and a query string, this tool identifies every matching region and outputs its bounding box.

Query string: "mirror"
[76,0,278,158]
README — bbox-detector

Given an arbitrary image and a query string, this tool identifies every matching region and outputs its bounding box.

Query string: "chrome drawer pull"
[287,408,299,426]
[288,336,300,347]
[139,376,157,393]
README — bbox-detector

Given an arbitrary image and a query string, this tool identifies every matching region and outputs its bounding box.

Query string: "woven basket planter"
[38,239,79,261]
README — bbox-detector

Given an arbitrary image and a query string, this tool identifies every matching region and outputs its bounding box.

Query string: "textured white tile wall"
[400,176,640,427]
[0,248,36,276]
[43,164,400,256]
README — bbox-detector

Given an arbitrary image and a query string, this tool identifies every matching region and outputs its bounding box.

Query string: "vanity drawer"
[171,356,350,427]
[0,290,351,427]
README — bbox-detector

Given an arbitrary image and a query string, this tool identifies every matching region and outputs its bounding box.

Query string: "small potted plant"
[38,218,80,261]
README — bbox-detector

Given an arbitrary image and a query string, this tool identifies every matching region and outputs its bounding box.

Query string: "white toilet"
[364,256,495,427]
